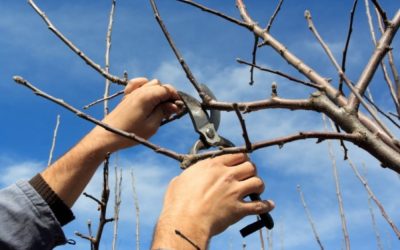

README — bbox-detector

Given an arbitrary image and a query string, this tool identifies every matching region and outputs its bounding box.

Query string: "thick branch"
[349,10,400,110]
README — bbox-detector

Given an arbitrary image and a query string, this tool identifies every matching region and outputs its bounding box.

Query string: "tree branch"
[233,103,252,151]
[349,10,400,110]
[84,90,124,110]
[28,0,127,86]
[297,185,325,250]
[237,59,321,89]
[340,0,359,94]
[47,114,60,166]
[149,0,209,102]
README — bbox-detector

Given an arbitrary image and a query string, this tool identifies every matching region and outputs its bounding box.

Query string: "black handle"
[240,193,274,237]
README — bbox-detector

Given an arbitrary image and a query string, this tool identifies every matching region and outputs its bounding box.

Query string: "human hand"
[152,153,275,249]
[92,77,181,152]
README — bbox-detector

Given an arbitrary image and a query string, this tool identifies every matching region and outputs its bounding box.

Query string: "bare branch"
[47,114,60,166]
[233,103,252,151]
[346,159,400,239]
[149,0,209,102]
[297,185,324,250]
[28,0,127,86]
[265,0,284,33]
[340,0,359,94]
[362,164,384,250]
[249,35,259,85]
[363,94,400,129]
[84,90,124,110]
[374,6,400,115]
[349,10,400,110]
[322,115,350,250]
[236,59,321,89]
[235,0,398,150]
[104,0,117,116]
[305,9,396,140]
[365,0,400,114]
[181,130,363,168]
[131,169,140,250]
[176,0,249,28]
[371,0,389,28]
[83,192,103,206]
[112,157,122,250]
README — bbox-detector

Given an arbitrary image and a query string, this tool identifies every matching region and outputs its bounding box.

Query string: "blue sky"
[1,0,400,249]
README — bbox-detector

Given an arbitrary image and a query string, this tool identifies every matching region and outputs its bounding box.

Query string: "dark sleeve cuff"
[29,173,75,226]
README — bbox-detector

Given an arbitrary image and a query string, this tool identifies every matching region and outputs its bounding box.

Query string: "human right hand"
[152,153,275,249]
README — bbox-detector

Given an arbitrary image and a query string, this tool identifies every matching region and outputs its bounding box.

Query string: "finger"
[159,102,180,118]
[141,84,180,108]
[237,176,265,197]
[232,161,257,181]
[124,77,149,95]
[213,153,249,166]
[239,200,275,216]
[144,78,161,87]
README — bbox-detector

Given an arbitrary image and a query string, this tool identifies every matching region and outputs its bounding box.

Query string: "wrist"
[152,214,211,250]
[88,125,137,154]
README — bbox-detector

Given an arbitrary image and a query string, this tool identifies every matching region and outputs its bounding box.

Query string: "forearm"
[41,126,114,207]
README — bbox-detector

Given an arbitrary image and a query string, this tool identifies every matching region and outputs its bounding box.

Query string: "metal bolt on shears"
[178,84,274,237]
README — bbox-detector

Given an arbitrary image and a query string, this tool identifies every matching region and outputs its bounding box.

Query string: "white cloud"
[0,155,42,187]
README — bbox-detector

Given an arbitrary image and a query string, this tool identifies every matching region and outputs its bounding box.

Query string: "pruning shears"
[178,85,274,237]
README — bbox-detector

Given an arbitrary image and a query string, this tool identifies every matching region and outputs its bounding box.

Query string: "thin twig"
[346,158,400,239]
[340,0,359,94]
[47,114,60,166]
[112,157,122,250]
[258,220,265,250]
[236,59,321,89]
[104,0,117,116]
[265,0,284,33]
[131,169,140,250]
[176,0,249,28]
[149,0,208,102]
[371,0,389,29]
[361,164,384,250]
[297,185,324,250]
[84,90,124,110]
[249,35,259,85]
[364,94,400,129]
[322,114,350,250]
[28,0,127,85]
[233,103,252,151]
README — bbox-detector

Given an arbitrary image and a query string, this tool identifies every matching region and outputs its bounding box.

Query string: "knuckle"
[254,177,265,193]
[253,201,267,214]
